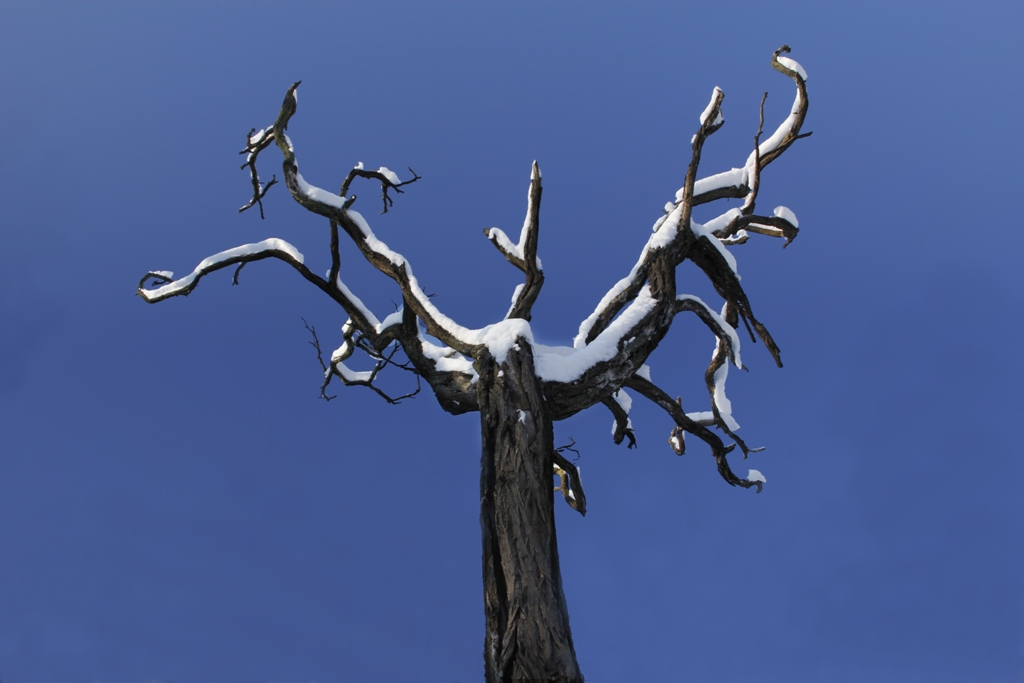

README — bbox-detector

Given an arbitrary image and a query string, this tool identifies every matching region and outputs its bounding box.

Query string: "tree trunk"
[477,338,584,683]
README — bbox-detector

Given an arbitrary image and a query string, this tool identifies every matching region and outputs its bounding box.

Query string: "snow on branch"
[571,88,726,349]
[686,235,783,368]
[602,393,637,448]
[485,161,545,321]
[338,162,422,215]
[238,126,279,218]
[305,317,421,405]
[139,47,809,489]
[139,239,307,302]
[712,208,800,248]
[258,83,484,356]
[675,295,742,368]
[625,375,764,492]
[689,45,811,207]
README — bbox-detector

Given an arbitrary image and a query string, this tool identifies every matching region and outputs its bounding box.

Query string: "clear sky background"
[1,2,1022,682]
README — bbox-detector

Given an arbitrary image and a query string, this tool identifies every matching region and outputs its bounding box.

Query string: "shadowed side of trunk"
[478,340,583,683]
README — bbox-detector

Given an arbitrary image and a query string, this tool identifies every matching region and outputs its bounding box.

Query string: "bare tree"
[138,46,810,683]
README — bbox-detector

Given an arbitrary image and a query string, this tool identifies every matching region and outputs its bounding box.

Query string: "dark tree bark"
[478,342,582,683]
[137,46,811,680]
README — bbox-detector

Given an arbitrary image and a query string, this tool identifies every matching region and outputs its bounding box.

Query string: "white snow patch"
[699,87,724,124]
[712,357,741,431]
[636,364,652,381]
[346,209,405,266]
[376,308,404,334]
[545,286,659,381]
[294,171,347,209]
[612,389,632,414]
[334,276,381,329]
[776,56,808,81]
[335,362,374,383]
[773,206,799,228]
[517,409,526,424]
[747,469,767,484]
[703,207,743,234]
[670,432,684,452]
[506,283,526,318]
[378,166,401,185]
[689,218,739,275]
[417,330,476,376]
[689,168,748,201]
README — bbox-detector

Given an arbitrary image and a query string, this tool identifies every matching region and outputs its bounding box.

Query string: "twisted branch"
[601,396,637,448]
[239,126,279,218]
[626,375,763,492]
[339,164,422,214]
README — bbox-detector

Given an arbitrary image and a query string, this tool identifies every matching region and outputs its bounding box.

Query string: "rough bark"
[477,339,583,683]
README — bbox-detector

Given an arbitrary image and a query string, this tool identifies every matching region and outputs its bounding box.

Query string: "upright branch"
[484,161,545,321]
[239,127,279,218]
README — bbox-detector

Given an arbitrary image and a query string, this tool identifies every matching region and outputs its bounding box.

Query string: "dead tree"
[138,46,810,683]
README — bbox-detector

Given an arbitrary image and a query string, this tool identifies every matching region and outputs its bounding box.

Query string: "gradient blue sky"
[2,2,1022,682]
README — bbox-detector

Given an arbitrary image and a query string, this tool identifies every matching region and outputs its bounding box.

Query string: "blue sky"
[1,2,1022,681]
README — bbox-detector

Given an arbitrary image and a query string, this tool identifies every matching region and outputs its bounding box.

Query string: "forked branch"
[339,164,422,214]
[485,161,545,321]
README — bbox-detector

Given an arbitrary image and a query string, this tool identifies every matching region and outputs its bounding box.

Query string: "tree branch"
[266,82,478,356]
[318,317,422,404]
[238,126,279,218]
[485,161,545,321]
[601,396,637,448]
[139,239,317,303]
[137,239,390,350]
[687,236,783,367]
[553,441,587,515]
[338,164,422,214]
[713,213,799,247]
[626,375,763,492]
[690,45,810,207]
[573,87,725,349]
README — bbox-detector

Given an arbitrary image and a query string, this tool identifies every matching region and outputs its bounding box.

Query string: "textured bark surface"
[477,339,583,683]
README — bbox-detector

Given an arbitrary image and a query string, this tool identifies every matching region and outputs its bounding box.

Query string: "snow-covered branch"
[690,44,810,206]
[265,83,480,356]
[602,393,637,448]
[625,375,764,492]
[572,88,726,350]
[485,161,545,321]
[712,208,799,247]
[139,47,810,495]
[139,238,307,300]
